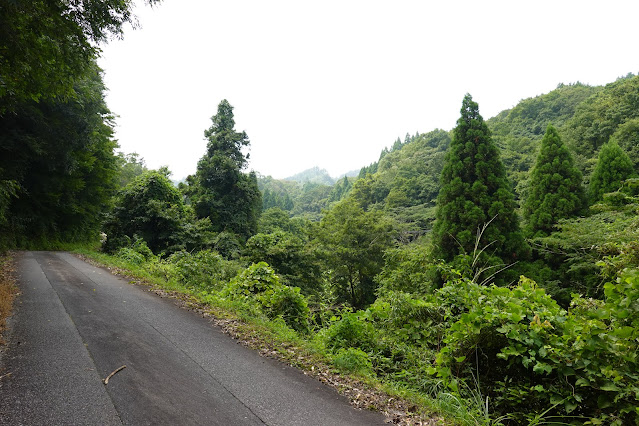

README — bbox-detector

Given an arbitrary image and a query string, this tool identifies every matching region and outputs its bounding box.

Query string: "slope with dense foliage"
[487,82,600,197]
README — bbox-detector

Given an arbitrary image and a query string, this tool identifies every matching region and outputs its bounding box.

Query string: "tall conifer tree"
[433,94,527,263]
[189,100,261,240]
[523,124,585,236]
[588,140,635,204]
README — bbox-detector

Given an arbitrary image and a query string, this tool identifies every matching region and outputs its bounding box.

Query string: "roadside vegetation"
[1,2,639,424]
[73,246,447,425]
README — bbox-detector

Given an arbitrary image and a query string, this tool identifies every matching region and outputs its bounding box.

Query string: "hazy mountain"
[284,167,335,185]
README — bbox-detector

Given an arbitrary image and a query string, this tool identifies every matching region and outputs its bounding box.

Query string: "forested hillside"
[488,82,600,198]
[226,76,639,423]
[258,172,354,220]
[258,76,637,233]
[2,3,639,422]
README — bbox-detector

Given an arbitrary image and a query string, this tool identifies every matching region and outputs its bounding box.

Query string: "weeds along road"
[0,251,387,425]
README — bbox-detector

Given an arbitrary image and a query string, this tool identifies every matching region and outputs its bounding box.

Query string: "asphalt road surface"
[0,251,387,425]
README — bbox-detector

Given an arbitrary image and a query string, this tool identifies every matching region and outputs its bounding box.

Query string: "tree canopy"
[564,75,639,174]
[318,198,397,308]
[104,170,186,254]
[0,0,163,249]
[487,82,599,198]
[0,62,118,247]
[0,0,160,113]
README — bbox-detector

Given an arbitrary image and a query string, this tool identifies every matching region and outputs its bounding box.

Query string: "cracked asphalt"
[0,251,387,425]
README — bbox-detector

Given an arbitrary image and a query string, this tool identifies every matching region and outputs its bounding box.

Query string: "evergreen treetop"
[588,139,635,204]
[523,124,586,237]
[433,94,528,264]
[203,99,250,172]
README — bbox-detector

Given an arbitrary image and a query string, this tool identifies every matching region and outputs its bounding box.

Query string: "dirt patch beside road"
[0,252,18,345]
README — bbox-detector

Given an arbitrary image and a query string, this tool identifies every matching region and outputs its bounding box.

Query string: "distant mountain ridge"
[282,167,360,185]
[338,169,361,179]
[284,167,335,185]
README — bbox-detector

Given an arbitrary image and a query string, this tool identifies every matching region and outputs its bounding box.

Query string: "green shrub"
[376,242,439,294]
[131,238,155,260]
[320,311,377,352]
[332,347,373,376]
[224,262,310,333]
[597,240,639,282]
[259,285,310,333]
[167,250,239,291]
[104,233,131,253]
[116,247,146,265]
[115,238,156,265]
[212,231,243,260]
[602,191,632,206]
[434,274,639,424]
[224,262,280,297]
[369,290,446,347]
[364,292,443,392]
[144,258,177,282]
[103,170,187,254]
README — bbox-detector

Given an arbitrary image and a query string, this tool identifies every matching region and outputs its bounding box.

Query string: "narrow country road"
[0,252,387,425]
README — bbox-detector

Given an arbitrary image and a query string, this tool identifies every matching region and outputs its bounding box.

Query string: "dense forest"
[2,2,639,424]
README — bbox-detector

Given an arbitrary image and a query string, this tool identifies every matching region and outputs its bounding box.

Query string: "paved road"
[0,251,387,425]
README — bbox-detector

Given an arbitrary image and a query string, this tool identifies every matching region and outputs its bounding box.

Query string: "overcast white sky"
[98,0,639,180]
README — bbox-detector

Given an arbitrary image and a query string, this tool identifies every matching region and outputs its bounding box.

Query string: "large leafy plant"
[434,272,639,424]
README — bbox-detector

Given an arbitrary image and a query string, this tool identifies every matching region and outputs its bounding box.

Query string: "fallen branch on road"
[103,365,126,385]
